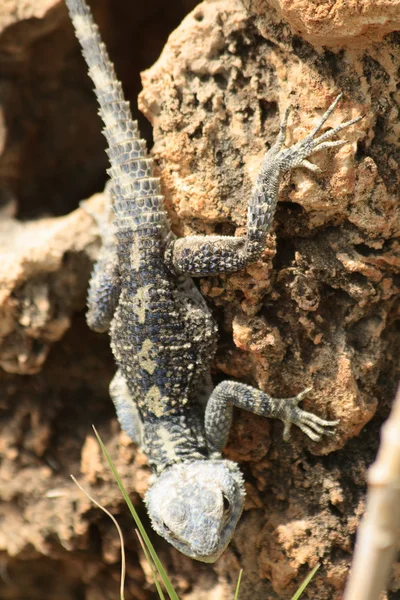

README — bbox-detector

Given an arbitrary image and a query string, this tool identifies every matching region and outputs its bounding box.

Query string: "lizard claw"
[281,386,339,442]
[273,106,291,152]
[299,159,322,173]
[270,94,363,172]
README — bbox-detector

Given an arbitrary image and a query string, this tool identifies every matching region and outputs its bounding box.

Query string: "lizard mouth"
[159,530,232,563]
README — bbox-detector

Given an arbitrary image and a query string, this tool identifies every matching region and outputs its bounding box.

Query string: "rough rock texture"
[0,0,399,599]
[245,0,400,46]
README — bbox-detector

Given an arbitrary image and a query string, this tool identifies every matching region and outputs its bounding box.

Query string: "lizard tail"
[66,0,167,236]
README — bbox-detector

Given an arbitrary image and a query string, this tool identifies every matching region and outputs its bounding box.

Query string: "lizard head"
[145,459,245,562]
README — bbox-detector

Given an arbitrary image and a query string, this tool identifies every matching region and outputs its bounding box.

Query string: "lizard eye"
[162,522,177,539]
[222,495,231,514]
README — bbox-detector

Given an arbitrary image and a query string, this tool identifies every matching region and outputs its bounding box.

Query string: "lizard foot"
[271,93,363,172]
[280,386,340,442]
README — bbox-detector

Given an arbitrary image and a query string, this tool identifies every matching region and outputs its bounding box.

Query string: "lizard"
[66,0,362,563]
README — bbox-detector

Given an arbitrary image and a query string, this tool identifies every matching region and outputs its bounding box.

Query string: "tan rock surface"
[1,0,399,599]
[243,0,400,47]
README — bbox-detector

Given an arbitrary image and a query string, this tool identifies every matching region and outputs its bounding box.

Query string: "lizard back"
[68,0,217,431]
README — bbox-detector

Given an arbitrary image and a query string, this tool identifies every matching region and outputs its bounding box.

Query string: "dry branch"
[343,385,400,600]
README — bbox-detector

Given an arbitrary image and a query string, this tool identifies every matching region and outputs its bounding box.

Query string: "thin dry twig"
[343,385,400,600]
[71,475,126,600]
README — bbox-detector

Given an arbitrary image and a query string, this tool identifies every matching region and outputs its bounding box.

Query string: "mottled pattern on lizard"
[66,0,362,562]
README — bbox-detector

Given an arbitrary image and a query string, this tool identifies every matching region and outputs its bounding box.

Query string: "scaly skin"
[66,0,362,562]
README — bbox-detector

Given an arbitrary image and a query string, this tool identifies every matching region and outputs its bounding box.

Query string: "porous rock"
[1,0,399,599]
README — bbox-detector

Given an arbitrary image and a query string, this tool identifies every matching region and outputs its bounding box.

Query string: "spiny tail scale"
[66,0,197,427]
[66,0,168,260]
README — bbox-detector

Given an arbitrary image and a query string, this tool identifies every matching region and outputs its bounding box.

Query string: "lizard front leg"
[109,369,143,446]
[205,381,339,453]
[165,95,362,277]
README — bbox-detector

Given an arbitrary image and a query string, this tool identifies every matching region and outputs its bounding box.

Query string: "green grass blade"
[93,426,180,600]
[136,530,166,600]
[291,564,320,600]
[234,569,243,600]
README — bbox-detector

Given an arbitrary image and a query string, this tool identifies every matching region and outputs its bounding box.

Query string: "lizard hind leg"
[83,185,121,333]
[86,254,120,333]
[274,94,363,171]
[165,95,363,277]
